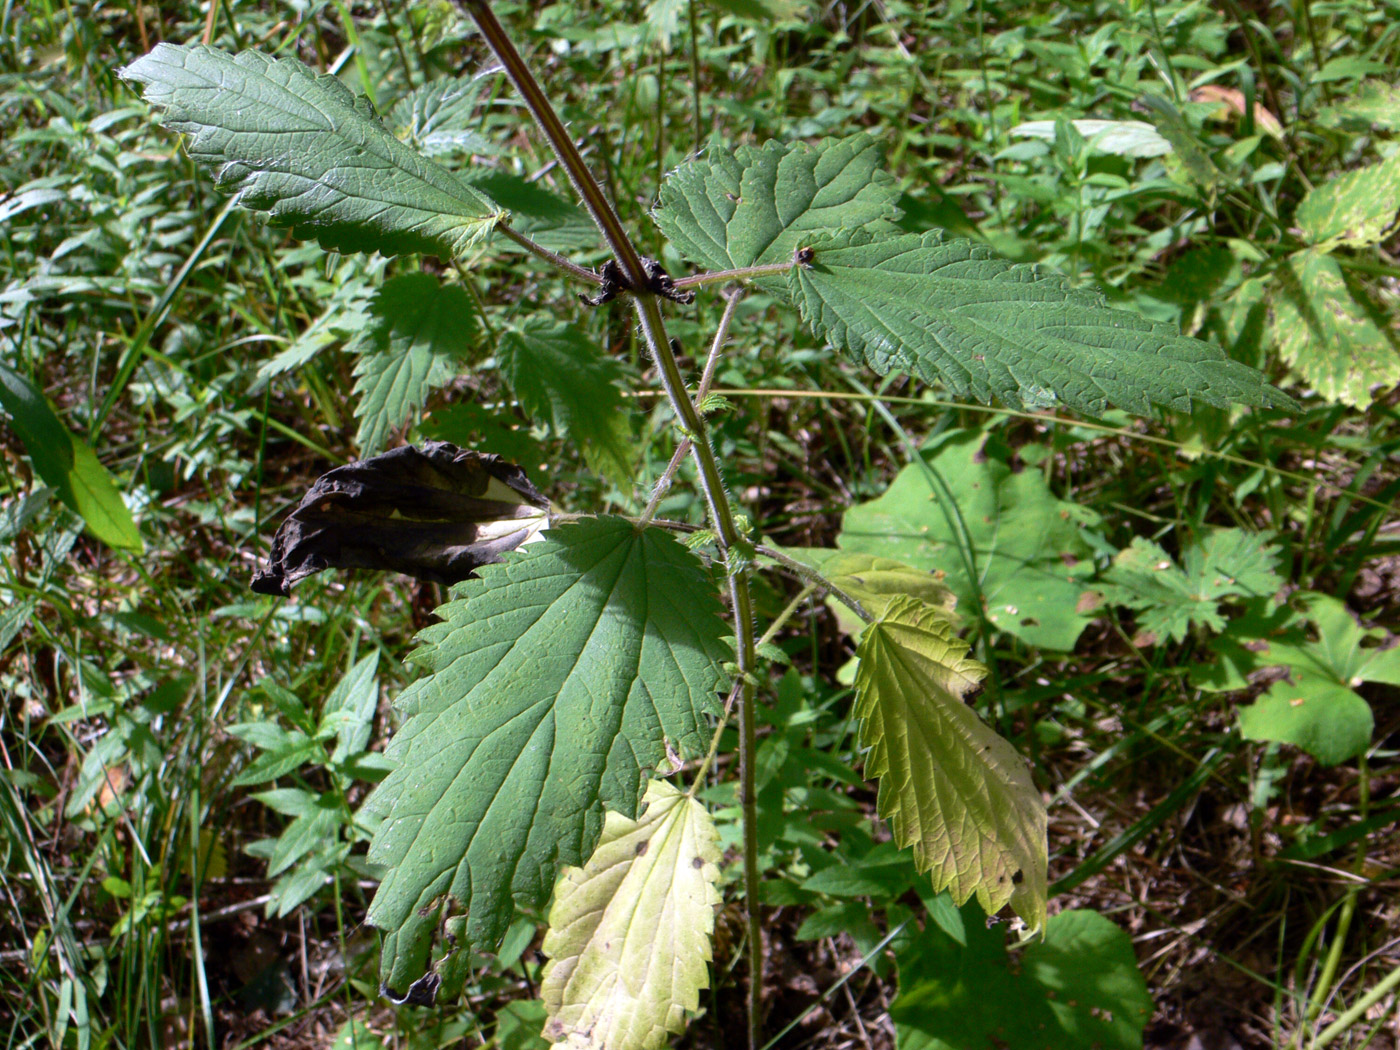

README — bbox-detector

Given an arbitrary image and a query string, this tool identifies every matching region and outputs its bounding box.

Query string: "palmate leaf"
[498,319,634,482]
[653,133,900,277]
[350,274,477,455]
[364,517,730,998]
[791,229,1294,415]
[119,44,503,259]
[541,780,720,1050]
[854,596,1047,930]
[1099,529,1283,645]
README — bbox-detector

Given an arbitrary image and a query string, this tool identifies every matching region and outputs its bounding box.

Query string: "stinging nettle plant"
[120,4,1292,1047]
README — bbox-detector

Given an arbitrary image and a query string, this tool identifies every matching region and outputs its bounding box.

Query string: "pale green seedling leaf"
[0,363,142,551]
[120,44,503,259]
[654,133,900,278]
[792,229,1294,415]
[778,547,956,637]
[364,517,730,997]
[1295,153,1400,247]
[1099,529,1282,644]
[498,319,633,482]
[1271,250,1400,408]
[894,904,1151,1050]
[541,780,720,1050]
[854,595,1047,929]
[350,274,477,455]
[838,430,1098,650]
[1238,678,1373,766]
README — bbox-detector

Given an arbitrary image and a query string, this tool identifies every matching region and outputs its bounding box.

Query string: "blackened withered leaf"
[252,442,549,596]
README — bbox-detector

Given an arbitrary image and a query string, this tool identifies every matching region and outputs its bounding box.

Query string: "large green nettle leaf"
[120,44,503,259]
[839,430,1099,651]
[364,517,731,997]
[350,274,477,455]
[541,780,721,1050]
[653,133,900,275]
[855,596,1047,930]
[792,229,1293,415]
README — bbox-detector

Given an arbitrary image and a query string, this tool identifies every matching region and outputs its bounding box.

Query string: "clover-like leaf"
[838,429,1099,651]
[363,517,730,997]
[854,596,1046,930]
[120,44,503,259]
[350,274,478,455]
[541,780,721,1050]
[654,133,900,277]
[1099,528,1282,645]
[791,229,1294,415]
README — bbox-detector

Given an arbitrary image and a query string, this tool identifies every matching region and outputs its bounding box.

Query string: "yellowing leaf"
[778,547,956,637]
[1295,153,1400,247]
[854,596,1046,929]
[541,780,720,1050]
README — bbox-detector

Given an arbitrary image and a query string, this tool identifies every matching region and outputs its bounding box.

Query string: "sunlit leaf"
[541,780,720,1050]
[1009,119,1171,158]
[778,547,956,637]
[363,517,730,998]
[1270,249,1400,408]
[854,596,1046,929]
[120,44,503,259]
[791,228,1294,415]
[1295,153,1400,247]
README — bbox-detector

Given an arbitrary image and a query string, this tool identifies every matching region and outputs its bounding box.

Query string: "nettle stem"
[459,3,764,1045]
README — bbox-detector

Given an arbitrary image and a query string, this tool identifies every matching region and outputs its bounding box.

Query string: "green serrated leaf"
[654,133,901,280]
[462,171,597,253]
[350,274,477,455]
[1295,153,1400,247]
[894,905,1151,1050]
[1099,529,1282,644]
[541,780,720,1050]
[854,595,1047,930]
[791,228,1293,416]
[838,430,1098,651]
[364,517,730,995]
[120,44,503,259]
[498,319,634,482]
[1270,249,1400,409]
[388,73,498,157]
[0,364,143,551]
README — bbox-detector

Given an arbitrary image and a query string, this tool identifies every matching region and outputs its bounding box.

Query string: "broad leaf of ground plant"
[1225,593,1399,765]
[498,319,633,482]
[653,133,900,276]
[893,905,1151,1050]
[1098,529,1282,644]
[839,430,1099,651]
[364,518,730,996]
[0,364,142,551]
[541,780,720,1050]
[1270,249,1400,409]
[388,74,499,158]
[791,229,1293,415]
[854,596,1047,930]
[119,44,503,259]
[350,274,477,455]
[1318,80,1400,132]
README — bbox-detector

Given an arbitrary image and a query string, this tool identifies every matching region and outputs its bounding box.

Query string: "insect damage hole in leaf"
[362,516,732,998]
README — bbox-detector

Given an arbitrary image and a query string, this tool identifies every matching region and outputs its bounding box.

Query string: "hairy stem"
[459,4,764,1043]
[494,222,605,286]
[459,0,649,289]
[672,259,796,290]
